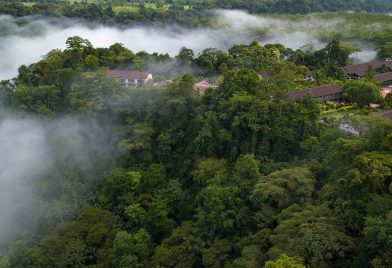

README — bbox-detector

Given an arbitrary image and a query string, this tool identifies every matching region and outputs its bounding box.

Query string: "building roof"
[195,80,212,87]
[376,110,392,122]
[344,60,392,77]
[288,84,344,101]
[375,71,392,83]
[107,70,151,80]
[194,80,213,94]
[381,88,392,98]
[259,71,270,78]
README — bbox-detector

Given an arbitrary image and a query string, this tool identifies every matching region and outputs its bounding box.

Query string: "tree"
[145,197,175,238]
[231,229,271,267]
[111,229,152,268]
[119,123,154,163]
[133,57,145,83]
[100,168,141,209]
[124,203,146,228]
[343,80,381,107]
[67,71,126,116]
[228,42,275,71]
[193,158,228,187]
[20,207,120,267]
[268,205,354,267]
[233,154,261,194]
[342,152,392,196]
[324,40,353,67]
[201,239,232,268]
[65,36,92,51]
[84,54,99,70]
[176,47,194,64]
[252,167,316,211]
[195,183,249,238]
[149,73,197,129]
[195,48,228,74]
[151,221,203,268]
[363,211,392,268]
[377,41,392,59]
[265,254,305,268]
[364,65,376,81]
[224,92,267,154]
[220,68,261,99]
[11,86,33,113]
[65,36,94,67]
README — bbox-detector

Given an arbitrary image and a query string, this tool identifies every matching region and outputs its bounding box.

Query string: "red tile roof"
[381,88,392,98]
[107,70,151,80]
[344,60,392,77]
[288,84,343,101]
[195,80,213,94]
[375,71,392,83]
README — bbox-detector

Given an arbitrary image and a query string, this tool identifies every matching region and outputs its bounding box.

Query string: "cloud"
[352,49,378,63]
[0,14,249,80]
[0,11,379,80]
[0,115,113,246]
[0,117,50,243]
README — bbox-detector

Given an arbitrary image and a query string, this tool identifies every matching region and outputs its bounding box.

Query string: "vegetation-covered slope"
[0,36,391,267]
[3,0,392,26]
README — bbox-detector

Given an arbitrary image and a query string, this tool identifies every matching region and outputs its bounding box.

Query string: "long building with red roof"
[288,84,344,102]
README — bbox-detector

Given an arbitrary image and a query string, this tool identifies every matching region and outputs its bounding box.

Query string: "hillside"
[0,36,391,267]
[1,1,392,267]
[2,0,392,26]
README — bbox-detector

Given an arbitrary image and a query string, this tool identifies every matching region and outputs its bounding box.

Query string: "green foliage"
[176,47,194,64]
[363,211,392,267]
[252,167,316,210]
[343,151,392,196]
[343,80,381,107]
[269,205,354,267]
[1,37,392,268]
[12,207,121,267]
[67,71,127,116]
[0,257,10,268]
[265,254,305,268]
[112,229,152,267]
[377,41,392,58]
[151,221,203,267]
[3,0,392,26]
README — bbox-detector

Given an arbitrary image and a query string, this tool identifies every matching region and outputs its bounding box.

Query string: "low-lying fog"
[0,10,378,80]
[0,115,112,246]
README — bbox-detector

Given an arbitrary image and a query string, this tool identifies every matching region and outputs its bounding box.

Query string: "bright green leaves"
[265,254,305,268]
[342,152,392,196]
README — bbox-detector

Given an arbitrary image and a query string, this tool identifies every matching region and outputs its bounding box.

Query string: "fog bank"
[0,11,379,80]
[0,118,50,243]
[0,115,112,246]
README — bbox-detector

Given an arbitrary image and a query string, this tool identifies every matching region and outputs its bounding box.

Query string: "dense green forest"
[0,34,391,267]
[3,0,392,25]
